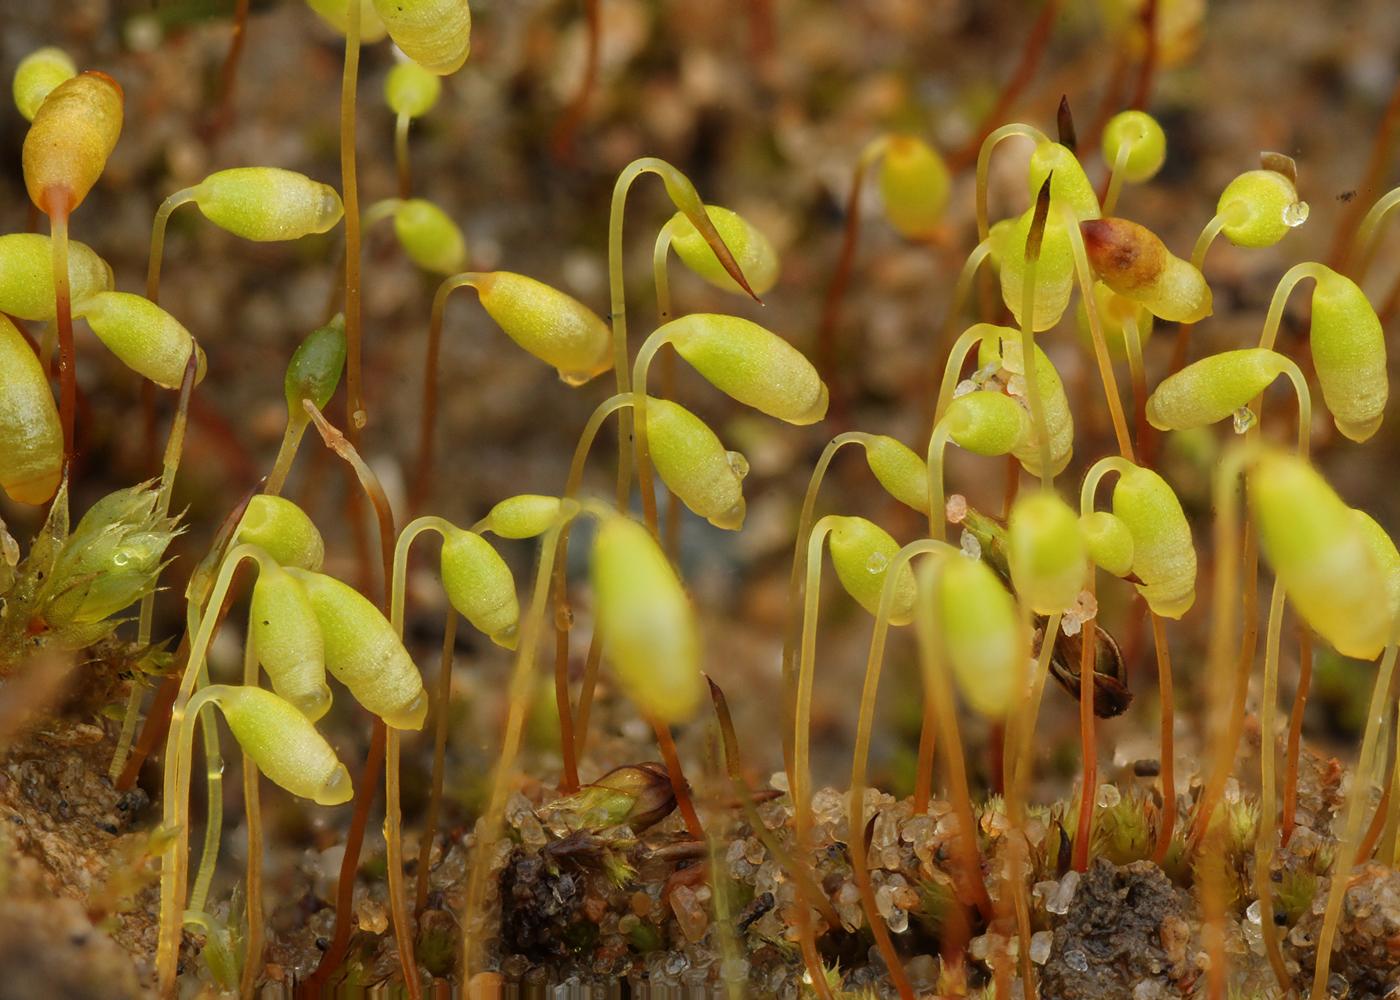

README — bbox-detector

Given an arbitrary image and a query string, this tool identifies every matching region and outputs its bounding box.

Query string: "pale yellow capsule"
[644,397,748,531]
[192,168,344,242]
[1027,141,1101,221]
[1111,465,1196,618]
[471,271,611,386]
[877,135,951,240]
[250,564,332,721]
[0,314,62,506]
[668,206,779,296]
[13,47,77,122]
[863,435,929,515]
[1146,348,1290,432]
[394,199,467,275]
[306,0,389,42]
[212,685,352,805]
[372,0,471,75]
[828,516,916,625]
[996,208,1076,332]
[385,60,441,118]
[936,555,1021,719]
[978,332,1074,477]
[0,233,112,322]
[1080,510,1134,578]
[235,496,325,572]
[943,390,1030,457]
[1353,510,1400,627]
[482,495,563,539]
[72,292,207,390]
[22,71,123,214]
[440,528,519,648]
[1008,491,1087,615]
[1310,269,1387,443]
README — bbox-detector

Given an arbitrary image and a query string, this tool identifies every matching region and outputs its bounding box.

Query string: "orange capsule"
[21,71,123,216]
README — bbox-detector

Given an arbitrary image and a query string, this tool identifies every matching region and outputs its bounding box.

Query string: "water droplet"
[1232,406,1257,434]
[866,551,889,574]
[1065,949,1089,972]
[726,450,750,480]
[112,552,130,567]
[1282,200,1310,228]
[953,378,978,399]
[557,368,591,387]
[351,408,368,429]
[1096,783,1121,809]
[959,530,982,560]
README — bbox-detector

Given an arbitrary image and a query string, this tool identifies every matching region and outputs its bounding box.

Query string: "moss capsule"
[1145,348,1291,431]
[1101,110,1166,183]
[944,390,1031,457]
[250,564,332,721]
[385,60,442,118]
[0,233,112,321]
[471,271,611,386]
[1080,510,1134,577]
[213,686,352,805]
[1027,141,1101,221]
[1354,510,1400,626]
[864,435,929,515]
[877,135,951,240]
[996,208,1076,332]
[828,516,916,625]
[1008,491,1087,615]
[1081,217,1211,323]
[72,292,206,390]
[191,168,344,242]
[1111,464,1196,618]
[1074,280,1152,363]
[1217,169,1308,248]
[978,332,1074,477]
[306,0,388,41]
[669,206,778,296]
[0,315,63,505]
[1310,268,1387,442]
[235,496,325,572]
[393,199,467,275]
[372,0,471,75]
[937,555,1021,719]
[482,495,563,539]
[440,528,519,648]
[13,47,76,122]
[285,315,347,416]
[644,397,748,531]
[22,71,123,214]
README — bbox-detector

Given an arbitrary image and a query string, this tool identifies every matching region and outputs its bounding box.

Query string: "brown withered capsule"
[1080,217,1211,324]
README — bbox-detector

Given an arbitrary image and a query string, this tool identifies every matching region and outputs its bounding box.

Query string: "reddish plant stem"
[648,715,705,841]
[1356,761,1394,865]
[47,193,76,462]
[1281,625,1313,845]
[1128,0,1159,110]
[1072,583,1098,872]
[913,697,937,813]
[205,0,252,139]
[814,158,870,427]
[416,612,458,915]
[1331,71,1400,272]
[550,0,600,163]
[554,619,580,793]
[1150,613,1177,863]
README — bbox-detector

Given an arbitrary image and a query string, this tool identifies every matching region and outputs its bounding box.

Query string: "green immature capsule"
[0,233,112,321]
[1008,491,1087,615]
[285,315,347,417]
[190,168,344,242]
[1354,510,1400,626]
[1075,281,1151,363]
[22,71,123,214]
[1111,465,1196,619]
[482,495,563,539]
[1080,511,1134,578]
[995,208,1076,331]
[470,271,611,386]
[1217,168,1308,248]
[1310,268,1387,442]
[944,390,1031,457]
[385,60,442,118]
[863,435,929,515]
[1101,110,1167,183]
[1146,348,1290,431]
[13,47,76,122]
[235,496,325,572]
[1248,451,1389,660]
[287,569,428,730]
[828,516,916,625]
[440,528,519,649]
[306,0,388,41]
[393,199,467,275]
[644,397,748,531]
[662,314,828,425]
[372,0,471,75]
[978,332,1074,477]
[0,315,62,505]
[877,135,951,240]
[71,292,207,390]
[936,555,1021,719]
[210,686,352,806]
[591,514,702,723]
[250,564,332,721]
[1081,217,1212,323]
[1027,141,1101,221]
[669,206,779,296]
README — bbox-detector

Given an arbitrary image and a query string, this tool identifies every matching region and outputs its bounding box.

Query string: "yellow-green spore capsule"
[306,0,388,42]
[669,206,778,297]
[471,271,611,386]
[944,390,1030,457]
[213,686,352,806]
[591,514,702,723]
[864,435,929,515]
[235,496,325,571]
[877,135,951,240]
[250,565,331,721]
[1027,141,1101,221]
[72,292,206,390]
[1217,169,1308,248]
[1310,269,1387,443]
[1353,510,1400,626]
[663,314,828,425]
[828,516,916,625]
[644,397,747,531]
[1008,491,1087,615]
[22,71,123,214]
[996,208,1076,332]
[289,569,428,730]
[191,168,344,242]
[1081,217,1211,323]
[936,556,1021,719]
[1074,281,1152,363]
[1111,465,1196,619]
[1080,510,1134,577]
[440,528,519,648]
[285,315,347,415]
[0,234,112,321]
[13,47,76,122]
[482,495,562,539]
[371,0,471,75]
[393,199,467,275]
[979,333,1074,477]
[385,60,441,118]
[1145,348,1290,432]
[0,314,62,505]
[1248,452,1388,660]
[1101,110,1166,183]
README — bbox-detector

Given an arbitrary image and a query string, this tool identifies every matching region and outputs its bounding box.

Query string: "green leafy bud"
[384,60,441,118]
[1111,464,1196,619]
[1008,491,1087,615]
[191,167,344,242]
[877,135,951,240]
[669,205,778,296]
[1248,452,1388,660]
[1080,511,1134,578]
[211,685,353,806]
[471,271,611,386]
[394,199,467,275]
[1074,280,1152,363]
[663,313,828,425]
[0,233,113,321]
[978,331,1074,477]
[306,0,388,41]
[1146,348,1290,431]
[1310,268,1387,442]
[1217,168,1308,248]
[13,47,76,122]
[0,314,62,505]
[23,71,123,214]
[371,0,471,75]
[863,435,929,514]
[72,291,206,390]
[235,496,325,571]
[284,315,347,418]
[250,564,332,721]
[645,397,748,530]
[440,528,519,648]
[591,514,702,723]
[548,762,676,833]
[995,208,1076,332]
[935,555,1022,719]
[828,516,916,625]
[1081,217,1212,323]
[944,390,1030,457]
[482,495,563,539]
[1353,510,1400,627]
[1101,111,1166,183]
[288,569,428,730]
[1027,141,1101,221]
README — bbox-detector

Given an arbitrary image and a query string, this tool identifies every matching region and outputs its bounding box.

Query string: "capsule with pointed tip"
[482,495,563,539]
[71,292,206,390]
[995,208,1076,332]
[1081,217,1211,323]
[22,70,123,215]
[1146,348,1291,432]
[1008,491,1087,615]
[644,397,748,531]
[662,314,828,425]
[877,135,951,240]
[250,564,332,721]
[669,205,778,297]
[385,60,442,118]
[1111,464,1196,619]
[211,685,352,805]
[828,516,916,625]
[978,332,1074,477]
[943,390,1031,457]
[235,496,325,572]
[1080,510,1134,578]
[372,0,471,75]
[470,271,611,386]
[591,514,702,723]
[863,435,929,515]
[935,555,1021,719]
[306,0,388,41]
[441,528,519,649]
[1027,141,1101,221]
[1310,268,1387,443]
[0,315,62,505]
[287,569,428,730]
[393,199,467,275]
[190,168,344,242]
[285,316,347,418]
[1101,111,1166,183]
[1217,169,1308,248]
[13,47,76,122]
[0,233,112,321]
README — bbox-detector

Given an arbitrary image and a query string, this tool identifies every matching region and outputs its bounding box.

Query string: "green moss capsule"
[306,0,388,42]
[288,569,428,730]
[1217,169,1308,249]
[22,71,123,214]
[190,168,344,242]
[385,60,442,118]
[644,397,748,531]
[936,555,1021,719]
[1080,510,1134,577]
[1101,110,1166,183]
[1145,348,1290,432]
[482,495,563,539]
[1310,268,1387,442]
[669,205,779,296]
[1353,510,1400,627]
[250,564,332,721]
[212,686,352,806]
[1081,217,1212,323]
[72,291,207,390]
[371,0,471,76]
[471,271,611,386]
[1027,141,1101,222]
[864,435,929,515]
[393,199,467,275]
[978,332,1074,477]
[235,496,325,572]
[440,528,519,648]
[877,135,951,240]
[13,47,76,122]
[285,315,347,417]
[0,315,62,506]
[828,516,916,625]
[1008,491,1087,615]
[1111,464,1196,618]
[1249,451,1388,660]
[995,208,1076,332]
[0,233,112,321]
[944,390,1031,457]
[662,314,828,425]
[591,514,702,723]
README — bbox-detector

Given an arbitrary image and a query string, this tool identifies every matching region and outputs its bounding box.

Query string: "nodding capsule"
[1080,510,1134,578]
[371,0,471,76]
[385,60,442,119]
[668,205,779,296]
[863,435,929,515]
[70,291,207,390]
[1080,217,1211,324]
[1310,268,1387,443]
[0,233,112,321]
[1110,464,1196,619]
[22,70,123,215]
[977,332,1075,478]
[643,397,748,531]
[0,315,62,506]
[1100,111,1167,184]
[440,527,519,648]
[1145,348,1291,432]
[235,496,326,572]
[250,563,332,721]
[1008,491,1087,616]
[943,390,1031,458]
[1216,168,1308,249]
[877,135,951,241]
[1353,509,1400,625]
[470,271,612,385]
[285,316,347,416]
[482,495,564,539]
[191,167,345,242]
[393,199,467,276]
[1027,141,1101,221]
[827,516,916,625]
[995,207,1076,332]
[13,47,77,122]
[934,555,1022,719]
[213,685,353,806]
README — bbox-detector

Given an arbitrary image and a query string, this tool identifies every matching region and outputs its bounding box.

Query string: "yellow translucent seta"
[212,686,352,805]
[483,495,563,539]
[1145,348,1291,432]
[250,564,332,721]
[863,435,929,515]
[192,168,345,242]
[1111,465,1196,618]
[944,390,1030,457]
[668,205,779,297]
[305,0,388,42]
[471,271,611,386]
[1080,510,1134,578]
[590,514,702,723]
[828,516,916,625]
[1310,270,1387,443]
[22,71,123,214]
[393,198,467,275]
[1101,110,1167,183]
[0,233,112,321]
[935,555,1022,719]
[662,313,828,425]
[72,291,207,390]
[995,208,1076,332]
[978,332,1074,477]
[371,0,471,75]
[644,397,748,531]
[1217,169,1308,249]
[440,527,519,648]
[1027,141,1101,222]
[385,60,442,118]
[287,569,428,730]
[235,496,325,572]
[1074,280,1152,363]
[0,314,63,505]
[877,135,951,241]
[1008,491,1088,615]
[13,47,76,122]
